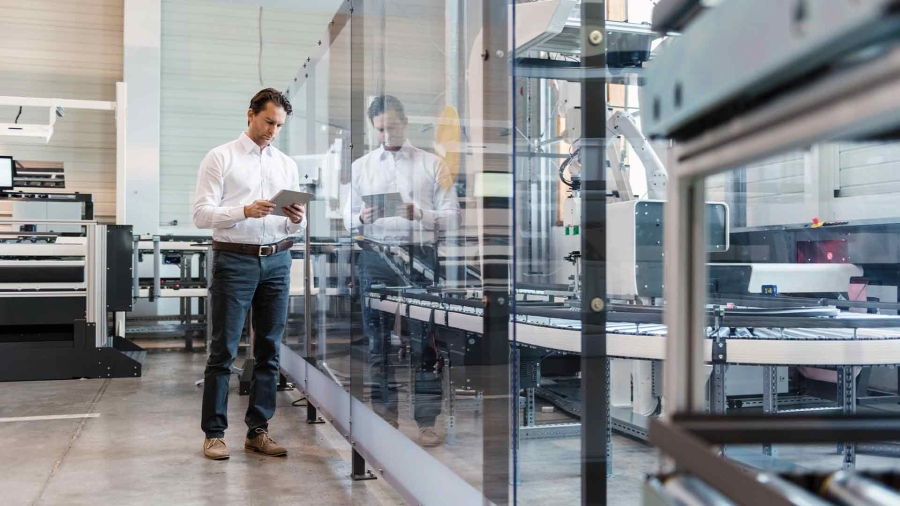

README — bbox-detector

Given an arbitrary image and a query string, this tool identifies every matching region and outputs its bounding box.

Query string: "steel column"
[151,235,161,302]
[762,365,778,456]
[710,365,727,415]
[132,235,140,300]
[442,355,457,446]
[840,366,857,469]
[479,0,512,503]
[580,0,608,502]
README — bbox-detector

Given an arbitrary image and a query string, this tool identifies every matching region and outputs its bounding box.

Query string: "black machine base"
[0,335,146,382]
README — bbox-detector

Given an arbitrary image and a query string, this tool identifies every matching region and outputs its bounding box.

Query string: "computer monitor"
[0,156,14,190]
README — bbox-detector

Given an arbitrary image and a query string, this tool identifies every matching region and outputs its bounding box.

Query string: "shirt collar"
[378,139,414,161]
[239,132,271,155]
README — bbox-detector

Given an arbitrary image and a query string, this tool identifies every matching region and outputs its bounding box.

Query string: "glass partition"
[303,23,354,391]
[276,0,628,504]
[279,76,311,359]
[511,2,587,504]
[347,0,507,497]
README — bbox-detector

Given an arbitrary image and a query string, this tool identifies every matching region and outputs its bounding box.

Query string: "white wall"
[838,142,900,197]
[709,142,900,227]
[743,151,805,227]
[158,0,336,233]
[0,0,123,221]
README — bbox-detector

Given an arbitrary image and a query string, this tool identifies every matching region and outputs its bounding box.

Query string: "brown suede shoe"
[244,430,287,457]
[204,437,229,460]
[418,427,442,448]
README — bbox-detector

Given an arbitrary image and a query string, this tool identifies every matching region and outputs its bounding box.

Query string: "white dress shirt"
[193,132,305,245]
[342,140,460,245]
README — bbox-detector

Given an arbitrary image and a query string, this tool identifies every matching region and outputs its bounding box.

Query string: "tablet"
[362,192,405,219]
[269,189,314,217]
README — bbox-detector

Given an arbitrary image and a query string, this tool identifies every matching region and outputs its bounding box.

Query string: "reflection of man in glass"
[342,95,460,447]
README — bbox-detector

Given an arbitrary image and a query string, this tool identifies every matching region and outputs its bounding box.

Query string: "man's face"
[372,109,407,148]
[247,101,287,148]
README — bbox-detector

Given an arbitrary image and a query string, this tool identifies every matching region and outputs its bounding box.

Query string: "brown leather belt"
[212,239,293,257]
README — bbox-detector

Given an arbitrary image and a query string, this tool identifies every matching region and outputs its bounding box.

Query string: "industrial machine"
[0,219,143,381]
[0,155,143,381]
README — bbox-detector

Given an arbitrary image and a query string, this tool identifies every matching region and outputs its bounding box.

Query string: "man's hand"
[244,200,275,218]
[360,205,376,224]
[283,204,304,224]
[397,203,422,221]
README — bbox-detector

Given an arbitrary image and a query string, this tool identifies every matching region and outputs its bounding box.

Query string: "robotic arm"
[606,109,668,200]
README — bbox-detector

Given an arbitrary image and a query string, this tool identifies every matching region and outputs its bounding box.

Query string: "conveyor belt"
[366,294,900,366]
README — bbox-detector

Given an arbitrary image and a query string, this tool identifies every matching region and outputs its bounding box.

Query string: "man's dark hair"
[249,88,292,117]
[367,94,406,123]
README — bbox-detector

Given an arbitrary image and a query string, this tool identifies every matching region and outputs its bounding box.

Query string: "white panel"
[607,201,638,297]
[124,0,161,235]
[158,0,334,232]
[0,0,123,222]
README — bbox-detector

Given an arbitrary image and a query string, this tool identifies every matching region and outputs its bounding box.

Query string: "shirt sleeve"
[284,158,307,235]
[372,157,460,234]
[420,159,460,231]
[192,150,247,230]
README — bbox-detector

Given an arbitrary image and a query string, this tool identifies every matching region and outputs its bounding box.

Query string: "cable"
[258,7,264,86]
[558,147,580,188]
[14,106,22,124]
[291,396,307,407]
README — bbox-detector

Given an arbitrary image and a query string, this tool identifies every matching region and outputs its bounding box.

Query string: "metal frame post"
[95,224,109,347]
[182,253,193,350]
[132,235,140,300]
[840,366,857,469]
[151,235,161,302]
[525,387,536,427]
[605,357,612,478]
[709,364,727,415]
[345,0,375,481]
[762,365,778,456]
[478,0,513,503]
[442,355,457,446]
[406,336,416,420]
[663,168,709,414]
[580,0,609,502]
[85,223,96,333]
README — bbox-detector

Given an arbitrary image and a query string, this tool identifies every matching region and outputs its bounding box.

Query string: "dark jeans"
[358,249,442,429]
[201,249,291,439]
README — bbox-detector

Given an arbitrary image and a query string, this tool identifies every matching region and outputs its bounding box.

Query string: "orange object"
[434,105,461,189]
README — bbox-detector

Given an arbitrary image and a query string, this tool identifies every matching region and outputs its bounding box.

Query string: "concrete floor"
[0,351,405,506]
[8,348,896,506]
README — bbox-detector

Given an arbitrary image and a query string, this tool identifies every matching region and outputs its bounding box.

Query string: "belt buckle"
[259,244,276,257]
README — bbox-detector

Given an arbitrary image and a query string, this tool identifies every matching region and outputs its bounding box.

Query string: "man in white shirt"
[342,95,460,447]
[193,88,305,460]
